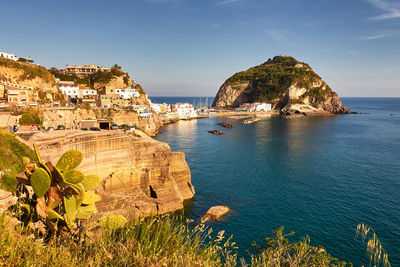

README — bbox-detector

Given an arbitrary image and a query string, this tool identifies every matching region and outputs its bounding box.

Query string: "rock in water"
[213,56,350,114]
[201,206,230,223]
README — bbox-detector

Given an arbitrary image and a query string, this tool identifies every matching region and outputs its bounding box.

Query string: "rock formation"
[201,206,230,223]
[22,130,195,218]
[213,56,350,114]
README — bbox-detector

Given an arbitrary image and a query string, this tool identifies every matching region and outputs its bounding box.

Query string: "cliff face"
[24,130,194,218]
[213,56,350,114]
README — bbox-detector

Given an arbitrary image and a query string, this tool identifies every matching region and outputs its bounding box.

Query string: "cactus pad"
[64,195,77,226]
[81,175,102,191]
[99,215,128,230]
[81,192,101,205]
[56,150,83,171]
[30,168,51,198]
[33,144,42,164]
[76,203,97,219]
[64,169,84,184]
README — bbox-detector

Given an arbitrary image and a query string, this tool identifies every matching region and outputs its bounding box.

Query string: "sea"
[151,97,400,266]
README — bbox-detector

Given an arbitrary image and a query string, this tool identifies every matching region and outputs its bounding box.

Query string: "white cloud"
[211,23,221,28]
[217,0,240,6]
[360,30,399,40]
[366,0,400,20]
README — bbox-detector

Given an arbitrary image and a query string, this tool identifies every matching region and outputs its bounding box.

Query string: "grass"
[0,210,353,266]
[0,131,35,192]
[0,214,237,266]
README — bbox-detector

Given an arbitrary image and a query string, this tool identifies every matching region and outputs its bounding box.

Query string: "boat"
[208,130,225,135]
[217,122,235,128]
[243,118,260,124]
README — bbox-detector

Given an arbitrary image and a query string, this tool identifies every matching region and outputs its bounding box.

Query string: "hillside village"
[0,52,202,128]
[0,51,274,134]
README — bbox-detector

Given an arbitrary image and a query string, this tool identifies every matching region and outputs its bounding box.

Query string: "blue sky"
[1,0,399,96]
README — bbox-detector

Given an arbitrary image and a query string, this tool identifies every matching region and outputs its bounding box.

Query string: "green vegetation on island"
[223,56,330,103]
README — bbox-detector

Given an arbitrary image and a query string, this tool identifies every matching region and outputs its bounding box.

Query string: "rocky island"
[213,56,350,115]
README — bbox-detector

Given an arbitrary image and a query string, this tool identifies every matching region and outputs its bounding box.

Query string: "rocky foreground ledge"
[20,130,195,218]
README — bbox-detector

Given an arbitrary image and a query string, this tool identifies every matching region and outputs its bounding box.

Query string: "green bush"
[19,112,42,125]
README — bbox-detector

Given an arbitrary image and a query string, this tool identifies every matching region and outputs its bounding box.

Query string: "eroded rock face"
[23,130,194,218]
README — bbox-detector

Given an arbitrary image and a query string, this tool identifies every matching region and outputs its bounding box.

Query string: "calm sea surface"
[153,97,400,266]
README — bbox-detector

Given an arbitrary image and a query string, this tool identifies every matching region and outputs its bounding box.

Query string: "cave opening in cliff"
[149,185,158,199]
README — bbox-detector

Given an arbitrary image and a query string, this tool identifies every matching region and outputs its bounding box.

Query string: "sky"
[1,0,399,97]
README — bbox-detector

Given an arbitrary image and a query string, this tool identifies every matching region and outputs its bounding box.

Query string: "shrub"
[249,227,352,266]
[19,112,42,125]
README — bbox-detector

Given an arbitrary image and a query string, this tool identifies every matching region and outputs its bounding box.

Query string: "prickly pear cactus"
[30,168,51,198]
[64,195,77,227]
[81,174,102,191]
[56,150,83,171]
[64,169,84,184]
[10,144,105,238]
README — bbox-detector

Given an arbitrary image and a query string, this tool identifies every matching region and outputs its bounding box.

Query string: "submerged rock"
[201,206,230,223]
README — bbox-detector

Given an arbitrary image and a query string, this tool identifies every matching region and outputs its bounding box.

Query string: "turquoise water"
[154,98,400,266]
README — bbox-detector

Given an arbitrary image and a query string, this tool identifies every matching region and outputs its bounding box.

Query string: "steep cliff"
[213,56,350,114]
[23,130,195,218]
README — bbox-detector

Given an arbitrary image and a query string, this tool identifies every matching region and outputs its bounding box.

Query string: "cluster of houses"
[62,65,111,75]
[0,82,36,108]
[57,79,140,107]
[57,79,154,118]
[150,102,198,119]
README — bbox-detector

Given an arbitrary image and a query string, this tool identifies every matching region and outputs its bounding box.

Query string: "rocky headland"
[213,56,350,115]
[19,130,195,218]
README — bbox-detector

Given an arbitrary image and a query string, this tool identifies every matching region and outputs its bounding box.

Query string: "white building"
[79,89,97,98]
[173,103,197,118]
[0,52,18,61]
[115,88,140,99]
[151,103,172,114]
[250,103,272,112]
[60,85,80,99]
